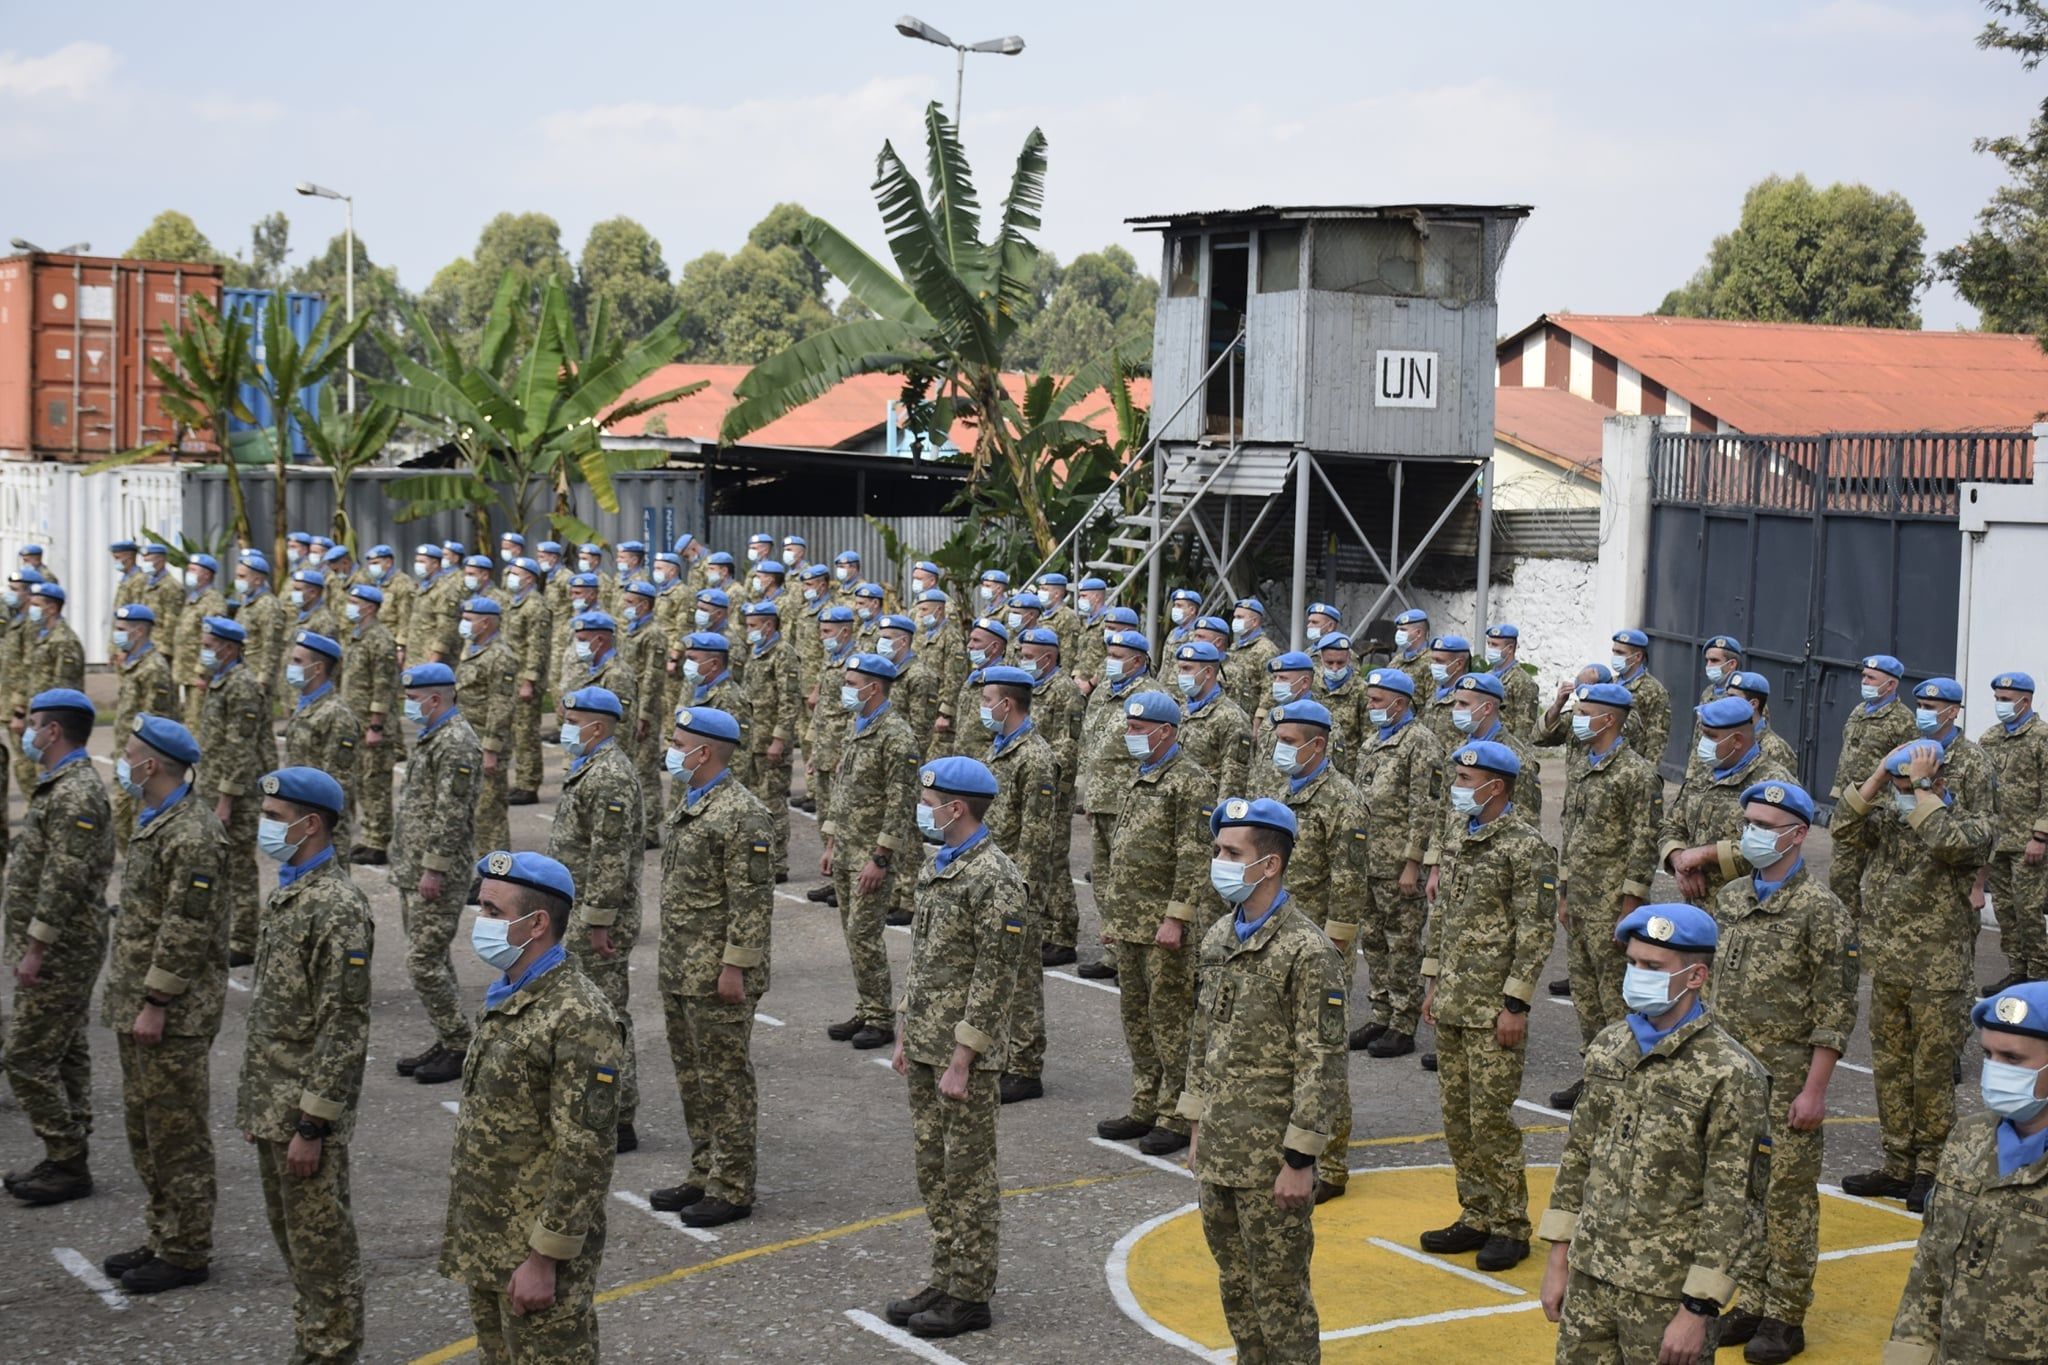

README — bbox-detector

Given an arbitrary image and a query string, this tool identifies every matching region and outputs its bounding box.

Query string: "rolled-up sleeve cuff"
[954,1020,995,1055]
[1659,838,1686,868]
[1840,786,1872,816]
[1621,878,1651,899]
[721,943,764,968]
[1809,1030,1850,1056]
[875,831,901,853]
[1324,919,1359,943]
[1537,1208,1578,1243]
[581,907,618,928]
[517,669,540,683]
[1282,1123,1330,1156]
[819,820,838,839]
[1164,900,1195,922]
[1420,957,1440,978]
[1504,976,1535,1004]
[1715,840,1741,880]
[1418,847,1438,867]
[422,852,455,873]
[482,739,504,753]
[1881,1342,1935,1365]
[772,726,791,743]
[529,1224,584,1261]
[298,1091,346,1121]
[1906,800,1940,831]
[1175,1091,1207,1121]
[26,917,60,945]
[218,780,244,798]
[142,966,188,995]
[1681,1265,1736,1304]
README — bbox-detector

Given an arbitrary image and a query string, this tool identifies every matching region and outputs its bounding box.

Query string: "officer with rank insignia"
[1,689,113,1207]
[883,756,1025,1341]
[455,596,518,857]
[502,556,551,806]
[1175,640,1252,801]
[549,688,646,1156]
[1020,625,1086,964]
[101,714,228,1294]
[822,654,920,1048]
[1420,739,1557,1272]
[1224,597,1281,717]
[1389,607,1433,693]
[281,631,361,833]
[1609,628,1673,761]
[977,664,1060,1105]
[236,766,372,1362]
[1659,696,1796,907]
[1483,623,1539,740]
[391,662,483,1088]
[1179,796,1348,1364]
[340,584,401,865]
[110,604,175,850]
[739,599,800,880]
[1538,904,1771,1365]
[1828,653,1916,945]
[195,616,272,966]
[1885,980,2048,1365]
[1975,670,2048,991]
[442,851,623,1362]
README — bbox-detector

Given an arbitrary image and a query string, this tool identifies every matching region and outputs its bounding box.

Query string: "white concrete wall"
[0,463,185,665]
[1957,424,2048,721]
[1490,440,1598,511]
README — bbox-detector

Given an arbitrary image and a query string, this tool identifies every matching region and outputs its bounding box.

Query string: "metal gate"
[1642,430,2032,795]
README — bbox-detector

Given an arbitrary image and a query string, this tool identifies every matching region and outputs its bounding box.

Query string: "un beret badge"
[1764,785,1786,803]
[1271,707,1285,723]
[1647,915,1676,942]
[132,717,149,735]
[1225,798,1250,819]
[259,774,280,795]
[486,851,513,876]
[1369,670,1388,686]
[1998,675,2014,689]
[296,630,310,644]
[1995,996,2030,1025]
[920,769,937,788]
[1127,702,1144,717]
[1575,685,1590,701]
[1457,750,1478,766]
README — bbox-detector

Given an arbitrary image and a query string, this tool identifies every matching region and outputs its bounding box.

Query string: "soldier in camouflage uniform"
[287,568,342,652]
[101,715,229,1294]
[1610,628,1674,763]
[141,545,187,651]
[548,688,646,1154]
[1658,696,1796,908]
[554,575,603,699]
[1179,796,1349,1364]
[110,537,144,609]
[1020,627,1086,964]
[1174,640,1252,802]
[1706,781,1857,1363]
[1421,633,1476,747]
[1165,585,1205,651]
[1833,709,1996,1210]
[1975,669,2048,989]
[235,554,289,707]
[1,690,113,1206]
[340,585,401,864]
[8,581,85,794]
[1035,573,1081,663]
[616,582,669,837]
[822,654,920,1048]
[882,757,1025,1341]
[1076,630,1172,976]
[1886,980,2048,1365]
[738,600,800,880]
[1420,672,1541,852]
[0,570,29,844]
[1728,671,1800,778]
[503,556,551,804]
[1483,623,1540,741]
[534,541,568,679]
[789,565,831,740]
[879,614,939,738]
[280,631,361,835]
[917,591,968,759]
[1096,691,1214,1156]
[649,706,774,1227]
[934,616,1007,760]
[1828,653,1917,944]
[456,597,519,857]
[175,554,228,727]
[977,666,1060,1105]
[236,767,372,1362]
[1071,577,1110,692]
[196,617,274,963]
[1224,597,1282,719]
[1388,607,1433,694]
[1316,633,1371,780]
[441,851,622,1362]
[361,545,413,658]
[1538,903,1771,1365]
[392,663,484,1086]
[110,605,175,851]
[405,543,462,667]
[804,607,859,888]
[677,629,747,784]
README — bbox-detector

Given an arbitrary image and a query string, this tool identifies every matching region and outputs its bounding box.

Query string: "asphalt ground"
[0,680,2010,1362]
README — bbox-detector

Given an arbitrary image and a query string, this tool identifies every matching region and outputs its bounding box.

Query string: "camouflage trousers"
[354,733,397,853]
[663,994,758,1205]
[1005,906,1047,1079]
[1088,815,1119,972]
[181,682,207,730]
[907,1061,1001,1303]
[401,882,474,1051]
[512,691,545,796]
[1741,1048,1822,1326]
[568,939,639,1128]
[224,796,263,956]
[1362,876,1428,1034]
[1045,791,1079,949]
[117,1033,217,1268]
[475,754,510,860]
[745,751,791,878]
[634,730,665,848]
[115,786,137,854]
[468,1280,598,1365]
[3,936,103,1160]
[1827,838,1870,946]
[1319,938,1359,1189]
[1563,888,1629,1051]
[832,861,895,1027]
[1115,938,1196,1133]
[1197,1179,1319,1365]
[1988,850,2048,979]
[256,1137,364,1363]
[1556,1268,1716,1364]
[1870,975,1971,1178]
[1437,1023,1529,1239]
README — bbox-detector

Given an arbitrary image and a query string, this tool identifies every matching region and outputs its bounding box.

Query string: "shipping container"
[222,288,328,459]
[0,252,225,462]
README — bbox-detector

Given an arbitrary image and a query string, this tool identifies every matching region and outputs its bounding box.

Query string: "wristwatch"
[1679,1294,1721,1318]
[1502,997,1530,1016]
[1281,1149,1315,1170]
[294,1117,332,1140]
[1913,777,1934,791]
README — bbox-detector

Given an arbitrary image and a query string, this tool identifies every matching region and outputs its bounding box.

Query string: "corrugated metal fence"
[0,463,183,664]
[709,515,958,595]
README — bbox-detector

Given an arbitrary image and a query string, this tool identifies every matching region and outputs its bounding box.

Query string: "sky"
[2,0,2038,331]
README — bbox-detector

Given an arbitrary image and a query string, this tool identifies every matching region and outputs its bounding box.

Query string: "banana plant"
[251,295,375,572]
[293,388,400,552]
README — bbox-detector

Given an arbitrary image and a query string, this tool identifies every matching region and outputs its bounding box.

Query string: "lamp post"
[893,16,1024,125]
[8,238,90,254]
[294,181,355,413]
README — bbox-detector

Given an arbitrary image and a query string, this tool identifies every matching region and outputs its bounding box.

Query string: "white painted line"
[226,976,249,993]
[1818,1238,1918,1262]
[1514,1099,1571,1121]
[887,923,910,936]
[1819,1183,1922,1222]
[870,1056,900,1071]
[1105,1202,1232,1364]
[1048,969,1120,995]
[536,813,554,823]
[753,1012,784,1027]
[773,891,813,907]
[51,1248,126,1310]
[1543,996,1574,1008]
[1322,1298,1544,1343]
[843,1308,968,1364]
[91,754,112,767]
[1087,1135,1194,1179]
[441,1100,460,1115]
[611,1189,718,1244]
[791,805,818,823]
[1837,1060,1874,1075]
[1364,1236,1525,1295]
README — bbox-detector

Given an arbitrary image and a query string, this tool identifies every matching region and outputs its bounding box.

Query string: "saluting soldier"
[1020,626,1085,966]
[1174,640,1252,803]
[1609,628,1673,762]
[457,596,519,857]
[100,714,228,1295]
[503,555,551,806]
[110,604,176,850]
[1658,696,1796,908]
[236,766,372,1362]
[280,631,361,833]
[739,599,801,881]
[390,662,483,1088]
[1,690,114,1207]
[197,616,273,967]
[1224,597,1281,718]
[1179,796,1348,1364]
[549,688,646,1156]
[1828,653,1916,945]
[441,851,622,1362]
[1975,669,2048,992]
[1483,623,1540,740]
[235,553,289,704]
[648,706,774,1229]
[340,584,400,866]
[977,664,1061,1105]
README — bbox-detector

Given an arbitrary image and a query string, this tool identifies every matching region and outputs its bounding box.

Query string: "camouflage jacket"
[741,633,801,748]
[173,587,228,687]
[234,854,373,1143]
[1392,647,1434,697]
[1622,668,1673,765]
[1179,899,1348,1188]
[455,634,519,753]
[19,617,85,710]
[624,618,669,740]
[1977,711,2048,853]
[198,661,272,800]
[1224,634,1281,719]
[1071,613,1108,689]
[1031,667,1087,802]
[823,704,919,858]
[658,771,774,998]
[1886,1110,2048,1364]
[440,959,621,1285]
[1708,864,1858,1077]
[1424,723,1542,866]
[1259,762,1368,944]
[106,787,229,1037]
[114,643,176,740]
[6,757,112,965]
[1352,716,1444,878]
[394,713,482,880]
[113,566,146,611]
[549,741,644,933]
[282,685,362,793]
[340,618,400,727]
[940,661,998,759]
[406,570,462,664]
[1077,672,1172,813]
[1832,751,1995,988]
[1559,741,1663,907]
[1538,1011,1771,1308]
[1317,671,1373,781]
[380,570,418,650]
[504,590,551,685]
[1040,603,1083,666]
[1422,809,1558,1025]
[983,723,1060,900]
[1495,662,1540,742]
[1104,745,1215,942]
[239,591,289,691]
[806,651,855,762]
[901,832,1026,1071]
[686,669,750,781]
[791,600,826,689]
[583,647,641,742]
[1832,696,1918,802]
[1656,745,1796,903]
[143,572,187,661]
[890,649,942,744]
[1179,688,1253,803]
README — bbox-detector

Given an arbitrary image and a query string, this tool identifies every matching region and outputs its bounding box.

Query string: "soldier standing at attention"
[340,585,400,866]
[648,706,774,1228]
[406,542,460,668]
[236,553,289,704]
[1707,781,1857,1364]
[110,605,176,850]
[678,630,746,781]
[197,617,272,968]
[391,663,483,1088]
[502,555,551,806]
[1609,628,1673,762]
[1975,670,2048,992]
[9,582,85,797]
[1659,697,1795,908]
[1316,633,1370,780]
[287,568,341,650]
[549,688,646,1156]
[1179,796,1348,1363]
[1484,623,1539,740]
[456,596,518,858]
[110,537,143,608]
[1174,640,1252,803]
[884,757,1025,1341]
[1096,691,1213,1158]
[280,631,361,832]
[619,582,669,835]
[1075,628,1171,979]
[1885,980,2048,1364]
[1538,904,1771,1365]
[821,654,920,1049]
[1389,607,1433,694]
[1,690,113,1207]
[100,714,228,1295]
[141,544,186,652]
[554,575,601,700]
[442,851,622,1362]
[803,606,859,903]
[1019,626,1085,965]
[1071,576,1109,692]
[1224,597,1281,718]
[977,664,1060,1105]
[739,600,800,881]
[236,766,372,1362]
[1727,672,1800,777]
[1827,653,1915,947]
[1421,633,1475,747]
[175,554,227,726]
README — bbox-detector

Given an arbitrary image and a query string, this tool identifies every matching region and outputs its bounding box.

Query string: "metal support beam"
[1350,461,1486,636]
[1289,451,1310,650]
[1206,492,1286,604]
[1184,509,1240,606]
[1474,456,1494,637]
[1144,427,1163,643]
[1306,455,1404,596]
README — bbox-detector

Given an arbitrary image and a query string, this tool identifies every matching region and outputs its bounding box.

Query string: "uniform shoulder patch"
[1004,915,1023,934]
[190,874,215,891]
[750,841,770,855]
[74,818,97,831]
[605,802,625,815]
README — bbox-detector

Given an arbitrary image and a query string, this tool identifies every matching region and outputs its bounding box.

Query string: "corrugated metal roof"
[1493,387,1612,479]
[1125,203,1533,230]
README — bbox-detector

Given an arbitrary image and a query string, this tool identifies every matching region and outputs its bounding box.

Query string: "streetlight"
[295,180,355,413]
[8,238,90,254]
[894,16,1024,126]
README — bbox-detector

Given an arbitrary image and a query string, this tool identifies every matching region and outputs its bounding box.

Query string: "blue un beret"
[348,583,384,605]
[1703,634,1743,655]
[972,617,1012,643]
[1862,654,1904,678]
[978,569,1010,586]
[854,581,886,601]
[1394,608,1429,626]
[681,630,729,654]
[501,532,526,548]
[463,596,503,616]
[1697,696,1756,729]
[1741,780,1815,824]
[1306,601,1340,619]
[696,587,731,609]
[1730,671,1771,698]
[1885,740,1946,775]
[800,563,829,581]
[402,662,456,689]
[367,544,394,560]
[201,614,245,643]
[114,603,156,624]
[1037,572,1068,588]
[921,756,999,797]
[1914,677,1964,704]
[260,766,346,818]
[1210,795,1299,841]
[475,849,576,903]
[442,540,467,557]
[1123,691,1181,725]
[914,560,941,577]
[1994,671,2037,694]
[705,551,735,568]
[1975,982,2048,1041]
[132,714,199,766]
[1078,576,1108,592]
[847,652,898,680]
[1486,623,1520,640]
[1270,698,1333,730]
[1612,628,1649,648]
[189,554,219,574]
[241,550,271,577]
[1616,903,1718,952]
[1009,591,1043,612]
[1431,634,1472,653]
[1170,587,1203,604]
[1366,668,1416,697]
[1107,629,1151,654]
[1018,626,1059,648]
[1268,651,1315,673]
[1577,681,1633,709]
[1194,615,1229,635]
[1452,672,1505,701]
[981,665,1035,689]
[676,707,741,743]
[820,605,855,623]
[1234,597,1266,617]
[110,538,138,553]
[322,545,351,565]
[563,687,622,719]
[293,630,341,662]
[30,688,94,718]
[1103,606,1141,629]
[461,555,491,573]
[1176,641,1223,664]
[622,580,658,601]
[537,541,562,556]
[30,581,65,602]
[1453,739,1521,778]
[618,540,647,555]
[575,611,619,635]
[568,572,600,591]
[877,613,913,633]
[1318,633,1354,653]
[11,567,45,585]
[755,559,786,577]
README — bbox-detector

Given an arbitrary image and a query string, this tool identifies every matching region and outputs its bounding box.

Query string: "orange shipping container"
[0,253,225,462]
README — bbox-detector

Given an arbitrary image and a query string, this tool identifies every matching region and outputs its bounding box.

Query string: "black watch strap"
[1502,996,1530,1015]
[1679,1294,1720,1318]
[295,1117,331,1140]
[1281,1149,1315,1170]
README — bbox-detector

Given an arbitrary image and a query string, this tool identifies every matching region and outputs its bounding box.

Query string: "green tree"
[747,202,831,300]
[249,296,375,570]
[421,213,574,347]
[241,211,292,291]
[295,389,399,551]
[1657,174,1927,328]
[289,232,413,382]
[126,210,231,267]
[675,244,835,363]
[576,216,674,337]
[1013,246,1157,373]
[1938,2,2048,340]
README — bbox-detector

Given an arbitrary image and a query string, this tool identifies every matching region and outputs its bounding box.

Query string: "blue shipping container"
[223,288,327,459]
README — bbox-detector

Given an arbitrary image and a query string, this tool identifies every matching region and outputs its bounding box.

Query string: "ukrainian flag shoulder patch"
[1004,916,1023,934]
[190,875,214,891]
[594,1065,617,1084]
[74,818,97,831]
[345,949,368,968]
[750,842,769,855]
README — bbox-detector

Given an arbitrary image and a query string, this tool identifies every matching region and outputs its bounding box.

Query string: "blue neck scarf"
[1753,856,1804,902]
[1627,998,1704,1055]
[1997,1118,2048,1177]
[1234,888,1291,942]
[934,824,989,873]
[485,941,567,1011]
[277,844,335,888]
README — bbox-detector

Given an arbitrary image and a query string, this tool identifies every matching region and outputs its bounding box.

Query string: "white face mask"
[458,620,476,640]
[840,683,863,712]
[1892,791,1918,817]
[1915,706,1944,735]
[782,549,799,566]
[344,602,362,623]
[470,910,539,972]
[1368,707,1391,727]
[1996,700,2020,723]
[1981,1057,2048,1123]
[1696,735,1722,765]
[285,663,309,690]
[403,697,426,724]
[1124,731,1153,760]
[504,571,522,591]
[1395,629,1415,651]
[616,558,632,575]
[1231,617,1251,637]
[968,647,989,668]
[683,659,703,682]
[560,721,588,757]
[1271,741,1301,775]
[1103,657,1125,681]
[1739,822,1792,869]
[1622,962,1694,1015]
[1005,611,1025,631]
[1209,855,1269,906]
[978,585,997,604]
[1171,605,1189,624]
[416,561,434,579]
[694,609,712,628]
[1449,784,1481,815]
[665,746,690,779]
[1451,707,1478,735]
[978,704,999,733]
[746,628,763,646]
[113,629,131,652]
[856,605,875,621]
[256,816,304,863]
[747,547,765,562]
[1175,671,1200,697]
[1705,663,1727,685]
[1429,662,1451,684]
[200,647,219,672]
[574,639,594,662]
[1305,624,1323,643]
[803,586,819,603]
[184,569,200,589]
[290,588,308,607]
[877,636,898,658]
[1860,683,1882,703]
[1271,679,1293,704]
[1570,712,1595,743]
[28,604,45,623]
[1484,645,1503,665]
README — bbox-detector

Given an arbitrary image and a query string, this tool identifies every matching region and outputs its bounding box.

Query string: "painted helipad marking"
[843,1309,968,1364]
[1323,1299,1545,1343]
[440,1100,460,1115]
[611,1189,717,1244]
[1363,1237,1524,1295]
[226,976,249,993]
[1820,1183,1922,1221]
[1819,1238,1918,1261]
[1088,1136,1194,1179]
[1047,969,1120,995]
[51,1248,126,1310]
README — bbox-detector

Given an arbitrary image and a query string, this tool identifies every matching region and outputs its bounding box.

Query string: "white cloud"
[190,95,286,124]
[0,40,116,99]
[1771,0,1975,40]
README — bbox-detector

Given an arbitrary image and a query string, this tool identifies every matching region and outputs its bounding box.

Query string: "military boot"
[1475,1235,1528,1271]
[848,1025,891,1050]
[1347,1022,1385,1051]
[414,1047,466,1084]
[1548,1079,1585,1111]
[1040,944,1077,967]
[2,1157,53,1192]
[1839,1168,1911,1200]
[908,1293,992,1339]
[1138,1126,1190,1157]
[1096,1115,1151,1142]
[826,1016,863,1042]
[102,1245,154,1278]
[1717,1309,1762,1347]
[615,1123,638,1155]
[1906,1172,1934,1214]
[1419,1222,1488,1254]
[678,1195,751,1229]
[1745,1318,1806,1363]
[7,1156,91,1206]
[998,1074,1044,1104]
[1314,1180,1346,1205]
[649,1183,704,1213]
[121,1258,208,1294]
[885,1285,945,1328]
[396,1041,441,1076]
[1367,1029,1415,1058]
